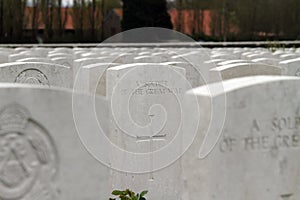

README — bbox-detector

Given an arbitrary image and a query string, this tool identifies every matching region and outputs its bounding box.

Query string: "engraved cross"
[135,114,167,181]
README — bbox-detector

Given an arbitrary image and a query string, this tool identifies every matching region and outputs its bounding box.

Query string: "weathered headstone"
[105,63,188,199]
[183,76,300,200]
[0,84,111,200]
[252,57,280,66]
[210,63,282,82]
[280,58,300,76]
[74,63,119,96]
[0,62,72,88]
[163,61,204,87]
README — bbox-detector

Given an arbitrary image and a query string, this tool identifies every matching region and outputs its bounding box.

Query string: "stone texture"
[0,62,72,88]
[184,76,300,200]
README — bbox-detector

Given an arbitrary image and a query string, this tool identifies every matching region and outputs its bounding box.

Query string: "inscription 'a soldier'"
[0,104,58,200]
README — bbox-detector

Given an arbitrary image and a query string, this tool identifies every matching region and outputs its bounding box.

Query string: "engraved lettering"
[219,137,237,153]
[251,119,260,132]
[244,136,269,151]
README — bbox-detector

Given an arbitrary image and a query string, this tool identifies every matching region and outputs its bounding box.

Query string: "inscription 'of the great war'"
[219,116,300,153]
[119,80,183,96]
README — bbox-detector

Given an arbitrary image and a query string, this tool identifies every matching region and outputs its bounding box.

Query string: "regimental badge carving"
[15,69,50,86]
[0,104,58,200]
[295,68,300,77]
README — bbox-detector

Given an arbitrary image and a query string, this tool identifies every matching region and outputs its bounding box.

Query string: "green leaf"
[125,189,135,197]
[140,191,148,197]
[112,190,123,195]
[110,189,147,200]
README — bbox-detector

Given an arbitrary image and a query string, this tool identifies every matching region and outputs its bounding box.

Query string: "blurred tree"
[40,0,59,40]
[56,0,63,37]
[1,0,27,41]
[175,0,183,32]
[31,0,40,40]
[72,0,88,39]
[2,0,300,42]
[89,0,97,38]
[121,0,173,31]
[0,0,3,38]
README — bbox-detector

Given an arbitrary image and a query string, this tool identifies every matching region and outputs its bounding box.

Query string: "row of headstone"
[0,46,300,199]
[1,46,300,90]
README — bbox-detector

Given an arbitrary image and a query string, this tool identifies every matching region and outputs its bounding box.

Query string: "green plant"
[109,189,148,200]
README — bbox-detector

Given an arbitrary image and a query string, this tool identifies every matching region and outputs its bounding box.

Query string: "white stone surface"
[0,84,110,200]
[17,57,54,63]
[184,76,300,200]
[51,57,73,68]
[280,58,300,76]
[0,62,72,88]
[210,63,282,82]
[74,63,119,96]
[106,63,188,199]
[252,57,280,66]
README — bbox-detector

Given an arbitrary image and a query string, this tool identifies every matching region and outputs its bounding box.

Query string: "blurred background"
[1,0,299,43]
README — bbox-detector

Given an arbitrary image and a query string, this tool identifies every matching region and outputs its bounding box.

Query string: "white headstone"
[280,58,300,76]
[0,62,72,88]
[0,84,110,199]
[105,63,188,199]
[184,76,300,200]
[210,63,282,82]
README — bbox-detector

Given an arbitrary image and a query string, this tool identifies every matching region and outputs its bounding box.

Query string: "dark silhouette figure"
[121,0,173,31]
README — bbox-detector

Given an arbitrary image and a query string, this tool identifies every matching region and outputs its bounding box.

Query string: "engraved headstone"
[0,84,110,200]
[0,62,72,88]
[105,63,188,199]
[184,76,300,200]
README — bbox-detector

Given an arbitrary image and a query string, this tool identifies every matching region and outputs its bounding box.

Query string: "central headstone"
[105,63,188,199]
